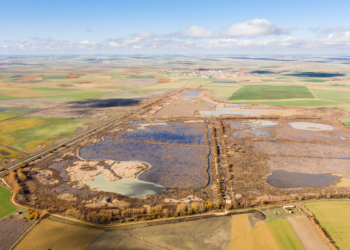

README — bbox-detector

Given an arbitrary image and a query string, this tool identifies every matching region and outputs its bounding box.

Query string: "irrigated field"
[305,201,350,250]
[228,86,315,100]
[267,220,305,250]
[236,100,338,106]
[14,219,103,250]
[0,117,84,151]
[0,186,16,219]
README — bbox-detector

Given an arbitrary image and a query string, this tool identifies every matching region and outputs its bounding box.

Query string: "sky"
[1,0,350,54]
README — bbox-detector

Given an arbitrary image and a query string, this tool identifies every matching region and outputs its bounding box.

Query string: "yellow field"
[252,221,280,250]
[228,214,279,250]
[15,219,102,250]
[230,231,253,250]
[230,214,251,237]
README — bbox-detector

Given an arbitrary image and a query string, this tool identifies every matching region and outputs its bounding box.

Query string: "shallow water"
[114,121,207,145]
[80,140,208,188]
[267,170,341,188]
[199,107,277,117]
[182,92,200,97]
[229,120,278,138]
[289,122,334,131]
[81,174,166,198]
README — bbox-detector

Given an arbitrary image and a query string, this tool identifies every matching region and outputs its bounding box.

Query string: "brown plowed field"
[287,215,329,250]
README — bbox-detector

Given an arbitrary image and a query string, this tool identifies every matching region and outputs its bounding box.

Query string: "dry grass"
[228,214,279,250]
[252,221,280,250]
[15,219,102,250]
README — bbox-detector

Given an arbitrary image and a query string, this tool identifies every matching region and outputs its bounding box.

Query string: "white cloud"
[137,30,153,38]
[219,19,288,37]
[182,26,214,38]
[2,26,350,52]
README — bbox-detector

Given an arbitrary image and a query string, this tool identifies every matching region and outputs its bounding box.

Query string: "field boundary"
[0,88,180,175]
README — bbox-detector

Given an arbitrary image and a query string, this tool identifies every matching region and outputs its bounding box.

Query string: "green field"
[30,87,80,92]
[311,89,350,101]
[345,122,350,128]
[143,82,185,89]
[228,86,314,100]
[0,186,16,219]
[305,201,350,250]
[0,94,16,100]
[50,92,103,99]
[267,220,305,250]
[234,100,338,106]
[0,117,85,151]
[42,75,68,80]
[0,107,38,120]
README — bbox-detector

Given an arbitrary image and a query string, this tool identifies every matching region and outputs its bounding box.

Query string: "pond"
[229,120,278,138]
[199,107,277,117]
[81,174,166,198]
[111,121,207,146]
[182,92,200,97]
[80,140,208,188]
[267,170,341,188]
[289,122,334,131]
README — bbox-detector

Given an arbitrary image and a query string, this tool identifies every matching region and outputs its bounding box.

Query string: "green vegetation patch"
[0,95,17,100]
[312,89,350,101]
[251,70,275,74]
[143,83,185,89]
[235,100,338,106]
[42,75,68,80]
[0,186,16,219]
[267,220,305,250]
[301,79,328,83]
[0,117,85,151]
[30,87,80,92]
[305,201,350,250]
[4,78,18,83]
[228,86,314,100]
[0,146,19,159]
[50,91,103,99]
[345,122,350,128]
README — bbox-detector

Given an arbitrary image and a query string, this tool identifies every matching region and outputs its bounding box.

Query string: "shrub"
[260,200,268,205]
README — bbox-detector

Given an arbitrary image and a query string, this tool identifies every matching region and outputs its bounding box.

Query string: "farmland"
[228,86,315,100]
[228,213,279,250]
[0,186,16,219]
[1,55,350,249]
[14,219,103,250]
[267,220,304,250]
[305,201,350,249]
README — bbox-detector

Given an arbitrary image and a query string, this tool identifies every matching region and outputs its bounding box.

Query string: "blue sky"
[1,0,350,54]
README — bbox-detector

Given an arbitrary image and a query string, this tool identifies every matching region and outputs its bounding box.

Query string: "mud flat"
[267,157,350,179]
[254,141,350,158]
[289,122,334,131]
[228,120,278,138]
